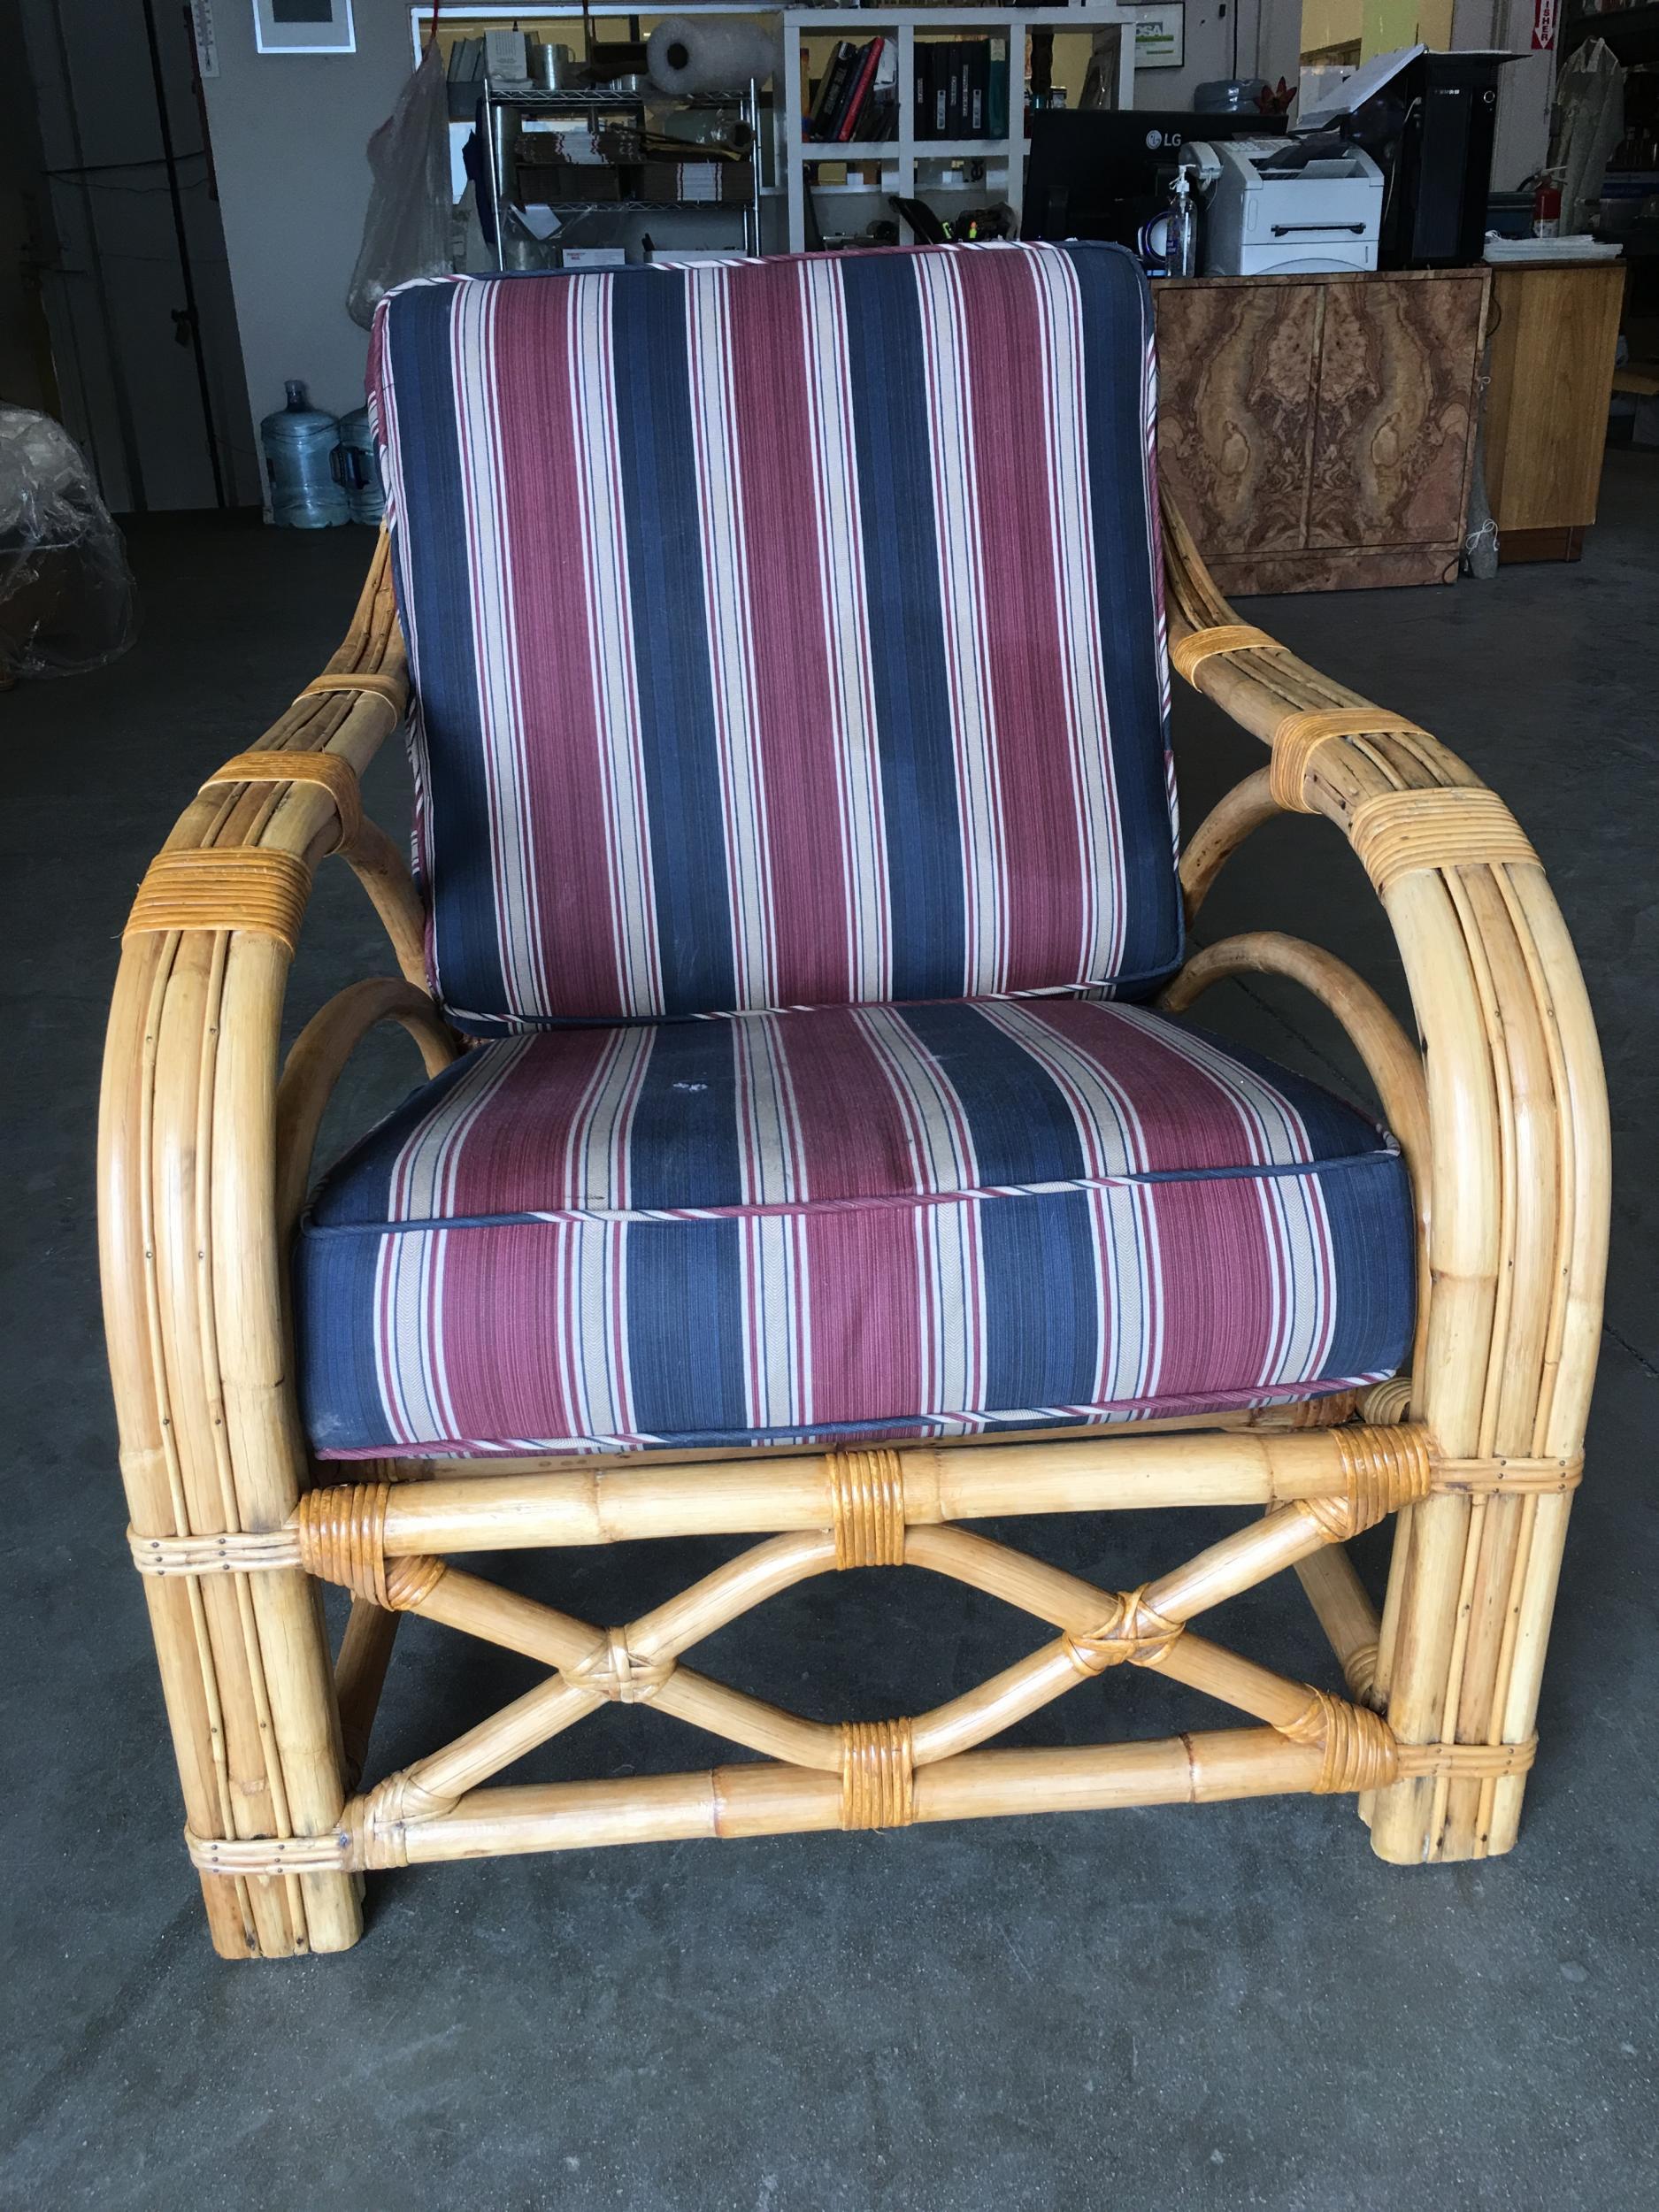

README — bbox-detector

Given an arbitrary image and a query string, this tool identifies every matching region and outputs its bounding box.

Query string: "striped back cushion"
[370,242,1181,1031]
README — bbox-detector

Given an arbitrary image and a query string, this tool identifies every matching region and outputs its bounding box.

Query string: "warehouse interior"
[2,0,1655,2204]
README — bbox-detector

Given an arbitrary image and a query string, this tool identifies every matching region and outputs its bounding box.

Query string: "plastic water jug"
[334,406,385,526]
[261,380,348,528]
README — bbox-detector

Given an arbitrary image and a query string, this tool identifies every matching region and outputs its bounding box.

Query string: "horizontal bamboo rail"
[329,1425,1431,1556]
[367,1735,1345,1864]
[124,1429,1582,1586]
[183,1717,1538,1879]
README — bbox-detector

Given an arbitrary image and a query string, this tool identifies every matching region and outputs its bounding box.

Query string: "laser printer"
[1187,135,1385,276]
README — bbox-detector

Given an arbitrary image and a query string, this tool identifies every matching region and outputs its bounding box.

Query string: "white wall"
[1454,0,1554,188]
[199,0,413,436]
[1132,0,1295,111]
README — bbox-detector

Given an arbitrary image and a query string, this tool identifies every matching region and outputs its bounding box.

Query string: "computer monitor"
[1021,110,1287,248]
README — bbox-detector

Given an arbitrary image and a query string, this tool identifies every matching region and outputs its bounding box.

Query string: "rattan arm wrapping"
[1161,488,1609,1863]
[97,534,450,1958]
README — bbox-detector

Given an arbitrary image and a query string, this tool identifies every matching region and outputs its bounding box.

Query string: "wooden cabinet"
[1484,262,1625,563]
[1154,268,1489,595]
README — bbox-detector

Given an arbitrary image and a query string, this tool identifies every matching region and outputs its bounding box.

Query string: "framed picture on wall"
[1132,4,1186,70]
[253,0,356,54]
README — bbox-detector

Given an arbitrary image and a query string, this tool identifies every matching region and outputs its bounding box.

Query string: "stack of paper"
[1483,234,1622,262]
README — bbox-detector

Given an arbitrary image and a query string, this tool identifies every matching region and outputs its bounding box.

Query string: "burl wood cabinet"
[1154,268,1490,595]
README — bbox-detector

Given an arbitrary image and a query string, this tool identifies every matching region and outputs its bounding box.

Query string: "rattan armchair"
[100,247,1607,1957]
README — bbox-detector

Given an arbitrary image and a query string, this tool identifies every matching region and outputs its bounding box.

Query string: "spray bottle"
[1168,163,1200,277]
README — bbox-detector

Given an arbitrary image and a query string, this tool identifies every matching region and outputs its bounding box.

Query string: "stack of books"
[914,37,1009,142]
[806,38,899,142]
[445,35,488,119]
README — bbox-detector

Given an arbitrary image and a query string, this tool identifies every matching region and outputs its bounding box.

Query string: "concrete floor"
[3,458,1655,2211]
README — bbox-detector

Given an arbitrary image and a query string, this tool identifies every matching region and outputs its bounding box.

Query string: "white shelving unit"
[780,4,1138,253]
[412,3,1139,260]
[412,4,783,256]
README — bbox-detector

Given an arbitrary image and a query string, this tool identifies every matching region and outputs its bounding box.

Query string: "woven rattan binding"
[1394,1736,1538,1780]
[342,1769,457,1870]
[826,1448,907,1568]
[1348,787,1540,895]
[185,1827,350,1876]
[1280,1687,1399,1794]
[1277,1694,1539,1794]
[301,669,404,714]
[839,1719,915,1829]
[123,848,312,955]
[127,1525,302,1576]
[1438,1455,1585,1496]
[1359,1376,1415,1425]
[1268,710,1434,814]
[1302,1423,1435,1543]
[200,749,364,856]
[294,1482,445,1611]
[1170,624,1277,684]
[1065,1584,1186,1672]
[563,1628,675,1704]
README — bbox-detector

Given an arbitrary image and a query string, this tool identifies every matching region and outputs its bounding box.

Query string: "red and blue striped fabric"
[368,243,1181,1031]
[297,1001,1413,1456]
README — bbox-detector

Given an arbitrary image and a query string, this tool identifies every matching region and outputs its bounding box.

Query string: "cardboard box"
[516,161,630,204]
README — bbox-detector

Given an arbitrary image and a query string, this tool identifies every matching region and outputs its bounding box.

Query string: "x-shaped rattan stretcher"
[130,1421,1562,1885]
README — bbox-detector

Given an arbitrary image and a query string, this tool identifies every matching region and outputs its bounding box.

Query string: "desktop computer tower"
[1348,51,1512,267]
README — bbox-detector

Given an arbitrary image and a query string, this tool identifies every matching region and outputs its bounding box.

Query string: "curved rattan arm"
[1161,932,1428,1191]
[1161,927,1431,1381]
[97,534,442,1957]
[275,979,457,1240]
[1163,933,1435,1713]
[1179,766,1278,926]
[1160,488,1610,1863]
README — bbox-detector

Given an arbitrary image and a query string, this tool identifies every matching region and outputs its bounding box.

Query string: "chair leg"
[135,1543,362,1958]
[1366,1486,1573,1864]
[104,937,362,1958]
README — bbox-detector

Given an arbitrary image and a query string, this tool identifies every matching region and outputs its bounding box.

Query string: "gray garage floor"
[3,457,1655,2210]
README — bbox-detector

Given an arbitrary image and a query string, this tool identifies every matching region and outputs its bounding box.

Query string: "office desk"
[1484,260,1626,563]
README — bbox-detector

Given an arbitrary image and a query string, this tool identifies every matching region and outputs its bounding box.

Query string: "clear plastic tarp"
[346,42,454,331]
[0,407,137,681]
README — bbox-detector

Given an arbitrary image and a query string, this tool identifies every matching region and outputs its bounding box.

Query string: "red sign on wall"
[1532,0,1558,50]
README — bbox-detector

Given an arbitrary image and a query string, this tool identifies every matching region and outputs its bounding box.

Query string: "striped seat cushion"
[296,1000,1413,1457]
[369,242,1182,1031]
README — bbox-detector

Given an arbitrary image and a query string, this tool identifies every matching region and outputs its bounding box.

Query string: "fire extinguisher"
[1532,169,1563,238]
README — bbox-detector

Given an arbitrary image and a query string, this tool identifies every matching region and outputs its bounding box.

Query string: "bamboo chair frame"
[98,511,1608,1958]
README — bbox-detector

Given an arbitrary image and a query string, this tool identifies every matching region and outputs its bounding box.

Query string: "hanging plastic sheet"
[0,408,137,682]
[346,39,455,332]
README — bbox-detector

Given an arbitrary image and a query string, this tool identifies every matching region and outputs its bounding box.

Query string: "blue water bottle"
[334,405,385,526]
[261,380,348,528]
